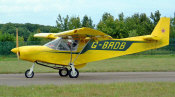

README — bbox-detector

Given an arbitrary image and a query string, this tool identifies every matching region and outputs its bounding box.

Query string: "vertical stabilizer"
[151,17,170,45]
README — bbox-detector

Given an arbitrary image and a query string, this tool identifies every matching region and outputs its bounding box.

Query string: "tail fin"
[151,17,170,45]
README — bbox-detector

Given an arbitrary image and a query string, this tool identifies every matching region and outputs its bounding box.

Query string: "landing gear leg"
[25,63,35,78]
[69,63,79,78]
[68,40,79,78]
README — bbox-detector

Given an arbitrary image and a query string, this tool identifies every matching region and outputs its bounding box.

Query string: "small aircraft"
[11,17,170,78]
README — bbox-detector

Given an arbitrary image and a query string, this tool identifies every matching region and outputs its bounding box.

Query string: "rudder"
[151,17,170,46]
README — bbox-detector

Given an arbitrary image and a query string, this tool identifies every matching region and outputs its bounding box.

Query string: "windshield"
[44,38,79,51]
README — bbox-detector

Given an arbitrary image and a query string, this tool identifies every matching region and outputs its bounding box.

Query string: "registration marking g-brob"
[91,41,127,50]
[80,40,143,53]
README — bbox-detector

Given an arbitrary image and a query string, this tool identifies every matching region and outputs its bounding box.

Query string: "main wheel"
[59,68,69,77]
[25,69,34,78]
[69,68,79,78]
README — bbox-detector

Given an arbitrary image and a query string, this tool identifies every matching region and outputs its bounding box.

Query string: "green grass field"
[0,55,175,97]
[0,55,175,73]
[0,82,175,97]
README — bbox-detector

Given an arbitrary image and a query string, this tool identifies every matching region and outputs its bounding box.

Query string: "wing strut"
[73,40,91,63]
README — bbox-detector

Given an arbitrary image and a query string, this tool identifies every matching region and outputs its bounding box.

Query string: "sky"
[0,0,175,26]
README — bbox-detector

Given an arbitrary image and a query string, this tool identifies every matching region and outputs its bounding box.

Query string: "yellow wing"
[34,33,56,39]
[34,27,113,40]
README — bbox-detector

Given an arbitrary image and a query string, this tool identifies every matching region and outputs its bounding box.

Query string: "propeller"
[16,28,20,60]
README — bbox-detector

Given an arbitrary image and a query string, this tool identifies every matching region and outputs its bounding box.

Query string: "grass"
[0,56,175,97]
[0,55,175,73]
[0,82,175,97]
[81,54,175,72]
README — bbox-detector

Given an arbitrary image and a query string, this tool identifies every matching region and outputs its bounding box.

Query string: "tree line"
[0,10,175,55]
[0,10,175,43]
[54,10,175,39]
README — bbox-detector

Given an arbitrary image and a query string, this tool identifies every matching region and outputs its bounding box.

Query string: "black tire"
[59,68,69,77]
[69,68,79,78]
[25,69,34,78]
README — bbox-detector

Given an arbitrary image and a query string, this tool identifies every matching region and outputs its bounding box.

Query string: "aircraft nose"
[11,48,19,53]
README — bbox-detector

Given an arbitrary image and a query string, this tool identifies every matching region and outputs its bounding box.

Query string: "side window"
[57,39,79,51]
[57,40,70,50]
[44,38,79,51]
[44,38,61,50]
[72,40,78,51]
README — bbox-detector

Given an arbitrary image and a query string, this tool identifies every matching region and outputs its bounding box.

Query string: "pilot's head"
[67,40,73,47]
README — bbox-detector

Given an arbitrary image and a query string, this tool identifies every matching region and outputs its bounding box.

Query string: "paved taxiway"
[0,72,175,86]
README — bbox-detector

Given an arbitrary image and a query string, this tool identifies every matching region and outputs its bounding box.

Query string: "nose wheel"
[25,69,34,78]
[25,63,35,78]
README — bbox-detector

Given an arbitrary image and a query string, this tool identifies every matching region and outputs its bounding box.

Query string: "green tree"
[115,20,129,38]
[68,16,81,30]
[82,15,95,28]
[50,27,59,33]
[173,12,175,25]
[128,30,138,37]
[1,23,16,35]
[56,14,70,31]
[63,15,69,31]
[170,17,175,38]
[138,13,154,35]
[0,22,55,41]
[125,13,154,36]
[97,13,128,38]
[150,10,161,25]
[18,27,30,41]
[25,23,38,32]
[56,14,63,32]
[0,32,15,42]
[97,13,116,37]
[55,14,94,30]
[27,33,41,45]
[0,32,16,55]
[118,12,124,21]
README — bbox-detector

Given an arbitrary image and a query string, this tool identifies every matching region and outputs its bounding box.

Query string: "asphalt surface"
[0,72,175,86]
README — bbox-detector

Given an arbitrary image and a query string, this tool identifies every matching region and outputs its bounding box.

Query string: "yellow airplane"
[11,17,170,78]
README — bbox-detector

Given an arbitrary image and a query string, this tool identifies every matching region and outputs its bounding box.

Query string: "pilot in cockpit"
[67,39,78,49]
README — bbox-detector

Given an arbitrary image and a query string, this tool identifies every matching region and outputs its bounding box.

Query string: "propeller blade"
[17,52,19,60]
[16,28,19,60]
[16,28,18,48]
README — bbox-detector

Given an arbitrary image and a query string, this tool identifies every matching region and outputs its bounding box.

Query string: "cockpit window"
[57,39,70,50]
[44,38,61,50]
[44,38,79,51]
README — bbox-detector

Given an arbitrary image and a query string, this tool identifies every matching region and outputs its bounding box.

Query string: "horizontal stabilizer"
[143,35,159,41]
